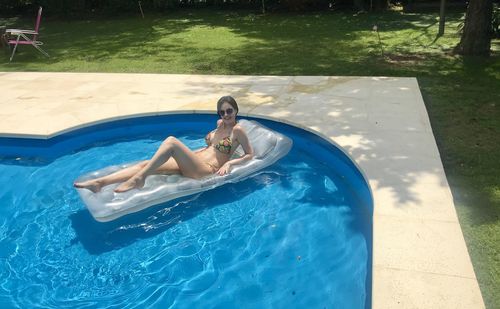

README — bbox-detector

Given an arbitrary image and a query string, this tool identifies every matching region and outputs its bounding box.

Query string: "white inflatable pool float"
[75,120,293,222]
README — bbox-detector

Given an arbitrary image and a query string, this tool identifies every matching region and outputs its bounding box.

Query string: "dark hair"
[217,96,239,115]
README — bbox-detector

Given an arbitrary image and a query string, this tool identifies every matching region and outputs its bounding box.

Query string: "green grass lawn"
[1,9,499,308]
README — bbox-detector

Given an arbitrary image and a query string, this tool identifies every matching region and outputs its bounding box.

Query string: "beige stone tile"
[318,122,374,134]
[359,154,449,188]
[236,92,276,111]
[2,80,33,97]
[2,114,50,136]
[115,101,158,116]
[139,73,193,84]
[173,93,220,109]
[248,84,286,96]
[45,113,86,136]
[292,75,330,85]
[0,116,36,136]
[181,74,227,84]
[324,130,448,190]
[68,93,110,107]
[285,77,372,99]
[171,84,220,97]
[37,98,83,110]
[179,100,216,112]
[245,107,294,120]
[157,99,195,113]
[1,71,51,81]
[332,131,441,161]
[373,267,484,309]
[215,83,250,96]
[372,184,458,222]
[369,76,418,88]
[209,85,252,105]
[86,82,139,102]
[75,72,127,82]
[0,100,38,115]
[9,106,54,117]
[113,91,162,107]
[367,110,430,132]
[292,76,369,98]
[67,82,103,101]
[366,96,422,115]
[69,102,121,124]
[373,215,476,278]
[252,95,369,134]
[329,79,373,99]
[370,84,419,102]
[215,75,291,85]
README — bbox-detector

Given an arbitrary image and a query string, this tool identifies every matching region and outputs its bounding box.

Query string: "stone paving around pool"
[0,72,485,308]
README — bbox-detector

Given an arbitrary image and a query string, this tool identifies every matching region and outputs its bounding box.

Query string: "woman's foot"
[114,175,145,193]
[73,180,103,193]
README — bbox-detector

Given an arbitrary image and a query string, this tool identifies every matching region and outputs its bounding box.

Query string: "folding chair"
[6,6,49,61]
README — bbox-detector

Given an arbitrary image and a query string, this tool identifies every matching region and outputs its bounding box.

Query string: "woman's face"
[219,102,236,124]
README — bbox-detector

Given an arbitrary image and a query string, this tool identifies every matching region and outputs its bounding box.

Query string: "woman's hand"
[217,162,231,176]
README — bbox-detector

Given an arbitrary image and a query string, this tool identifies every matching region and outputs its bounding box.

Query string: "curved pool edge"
[1,111,374,308]
[243,112,374,203]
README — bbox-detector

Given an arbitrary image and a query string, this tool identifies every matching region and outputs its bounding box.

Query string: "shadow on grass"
[0,10,462,74]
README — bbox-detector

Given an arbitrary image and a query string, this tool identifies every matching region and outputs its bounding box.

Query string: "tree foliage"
[0,0,389,16]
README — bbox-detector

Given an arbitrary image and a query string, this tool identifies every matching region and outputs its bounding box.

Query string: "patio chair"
[6,6,49,61]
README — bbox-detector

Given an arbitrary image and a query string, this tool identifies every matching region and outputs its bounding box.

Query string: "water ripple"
[0,134,370,308]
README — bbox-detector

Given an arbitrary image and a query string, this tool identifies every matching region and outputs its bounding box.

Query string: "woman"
[74,96,253,193]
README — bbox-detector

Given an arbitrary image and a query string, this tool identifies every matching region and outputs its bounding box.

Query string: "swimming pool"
[0,114,373,308]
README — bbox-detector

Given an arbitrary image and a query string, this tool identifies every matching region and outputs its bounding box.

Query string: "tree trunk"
[454,0,493,56]
[438,0,446,36]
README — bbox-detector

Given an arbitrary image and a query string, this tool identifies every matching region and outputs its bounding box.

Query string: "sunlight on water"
[0,132,370,308]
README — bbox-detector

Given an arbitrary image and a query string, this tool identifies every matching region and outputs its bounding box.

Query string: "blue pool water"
[0,115,372,308]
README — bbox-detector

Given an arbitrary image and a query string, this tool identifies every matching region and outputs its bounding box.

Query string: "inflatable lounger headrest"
[75,120,293,222]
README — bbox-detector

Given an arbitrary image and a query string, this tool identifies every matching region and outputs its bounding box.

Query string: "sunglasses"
[219,108,234,117]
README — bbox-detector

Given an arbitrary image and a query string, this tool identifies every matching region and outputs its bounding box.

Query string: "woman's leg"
[73,158,181,193]
[114,136,213,192]
[73,161,148,193]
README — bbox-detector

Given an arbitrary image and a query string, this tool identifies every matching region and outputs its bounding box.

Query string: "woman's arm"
[199,120,221,152]
[205,131,213,146]
[216,125,253,176]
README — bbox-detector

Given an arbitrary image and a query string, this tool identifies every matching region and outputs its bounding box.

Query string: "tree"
[454,0,494,56]
[438,0,446,36]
